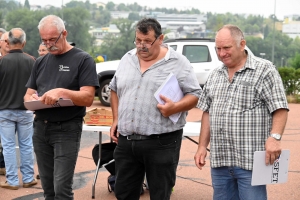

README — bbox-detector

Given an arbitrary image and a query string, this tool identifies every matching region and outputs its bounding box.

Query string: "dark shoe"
[0,181,19,190]
[23,179,37,188]
[36,174,40,179]
[0,168,5,175]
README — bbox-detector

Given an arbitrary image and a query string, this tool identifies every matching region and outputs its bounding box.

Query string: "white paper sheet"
[251,150,290,186]
[154,73,184,123]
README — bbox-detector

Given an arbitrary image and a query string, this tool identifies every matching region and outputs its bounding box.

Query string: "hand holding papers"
[24,99,74,111]
[154,73,184,123]
[251,150,290,186]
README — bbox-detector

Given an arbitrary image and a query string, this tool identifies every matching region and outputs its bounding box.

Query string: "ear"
[240,39,246,51]
[62,30,68,38]
[159,34,164,44]
[22,41,26,48]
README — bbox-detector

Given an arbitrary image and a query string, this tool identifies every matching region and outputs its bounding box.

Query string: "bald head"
[8,28,26,49]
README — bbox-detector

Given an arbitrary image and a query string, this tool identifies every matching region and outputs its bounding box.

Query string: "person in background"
[0,28,7,176]
[37,43,48,57]
[0,28,37,190]
[194,24,289,200]
[0,28,9,57]
[109,18,202,200]
[24,15,99,199]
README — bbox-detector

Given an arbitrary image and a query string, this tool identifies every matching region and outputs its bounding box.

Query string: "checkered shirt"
[197,53,289,170]
[109,44,202,136]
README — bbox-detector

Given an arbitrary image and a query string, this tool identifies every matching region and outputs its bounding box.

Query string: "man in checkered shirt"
[194,24,289,200]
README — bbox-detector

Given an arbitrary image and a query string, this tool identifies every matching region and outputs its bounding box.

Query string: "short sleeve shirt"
[109,44,202,136]
[197,53,289,170]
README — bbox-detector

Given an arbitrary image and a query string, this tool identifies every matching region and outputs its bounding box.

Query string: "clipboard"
[24,99,74,111]
[251,150,290,186]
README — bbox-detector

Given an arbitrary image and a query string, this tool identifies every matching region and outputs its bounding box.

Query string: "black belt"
[124,129,183,141]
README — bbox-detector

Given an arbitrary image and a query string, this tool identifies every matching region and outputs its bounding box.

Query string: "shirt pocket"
[232,84,255,111]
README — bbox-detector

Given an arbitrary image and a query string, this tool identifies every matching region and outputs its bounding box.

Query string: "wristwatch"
[270,133,282,141]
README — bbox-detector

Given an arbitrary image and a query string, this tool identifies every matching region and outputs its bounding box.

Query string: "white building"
[282,21,300,39]
[89,24,120,46]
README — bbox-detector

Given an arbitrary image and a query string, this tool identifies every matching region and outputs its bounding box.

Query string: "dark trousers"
[114,129,183,200]
[0,138,5,168]
[33,119,82,200]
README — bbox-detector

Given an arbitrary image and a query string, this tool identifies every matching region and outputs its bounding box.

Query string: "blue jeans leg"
[0,138,5,168]
[211,166,267,200]
[33,119,82,200]
[0,110,34,186]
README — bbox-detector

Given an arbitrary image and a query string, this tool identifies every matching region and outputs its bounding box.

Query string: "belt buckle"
[127,135,132,140]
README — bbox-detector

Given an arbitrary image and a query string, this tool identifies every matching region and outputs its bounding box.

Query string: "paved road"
[1,102,299,200]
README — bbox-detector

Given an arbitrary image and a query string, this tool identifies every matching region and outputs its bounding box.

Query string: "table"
[83,122,201,199]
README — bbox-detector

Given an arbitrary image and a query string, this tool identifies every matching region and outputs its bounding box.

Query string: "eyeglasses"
[40,31,63,47]
[133,36,159,48]
[0,39,7,43]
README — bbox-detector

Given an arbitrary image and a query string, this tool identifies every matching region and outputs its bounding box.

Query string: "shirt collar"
[219,50,255,72]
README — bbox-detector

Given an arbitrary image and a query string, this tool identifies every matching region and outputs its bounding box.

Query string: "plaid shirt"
[197,53,288,170]
[109,44,202,136]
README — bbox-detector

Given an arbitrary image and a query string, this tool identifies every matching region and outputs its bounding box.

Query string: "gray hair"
[38,15,65,33]
[8,28,26,45]
[0,28,6,34]
[217,24,245,47]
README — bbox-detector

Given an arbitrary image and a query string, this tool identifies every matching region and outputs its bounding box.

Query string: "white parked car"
[96,38,253,106]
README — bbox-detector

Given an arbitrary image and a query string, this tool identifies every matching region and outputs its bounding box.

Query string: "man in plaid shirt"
[194,24,289,200]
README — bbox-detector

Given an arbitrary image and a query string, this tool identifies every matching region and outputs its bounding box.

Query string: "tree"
[290,53,300,69]
[5,9,45,57]
[128,12,140,21]
[61,7,92,51]
[98,19,135,60]
[106,1,115,11]
[24,0,30,9]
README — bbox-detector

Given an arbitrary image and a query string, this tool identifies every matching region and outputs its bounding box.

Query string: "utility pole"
[61,0,64,21]
[271,0,276,63]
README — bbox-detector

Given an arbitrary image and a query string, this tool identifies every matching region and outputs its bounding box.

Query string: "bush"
[278,67,300,95]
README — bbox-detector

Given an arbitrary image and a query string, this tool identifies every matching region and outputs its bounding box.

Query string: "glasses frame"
[40,31,63,47]
[133,35,160,48]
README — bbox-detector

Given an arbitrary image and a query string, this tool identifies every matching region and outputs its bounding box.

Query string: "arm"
[194,111,210,170]
[110,90,119,143]
[37,86,95,107]
[24,88,39,101]
[265,108,288,165]
[157,94,198,117]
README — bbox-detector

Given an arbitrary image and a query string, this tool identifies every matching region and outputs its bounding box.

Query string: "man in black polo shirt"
[0,28,37,190]
[24,15,99,199]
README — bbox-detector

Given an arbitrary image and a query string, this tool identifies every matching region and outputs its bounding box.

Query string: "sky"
[20,0,300,20]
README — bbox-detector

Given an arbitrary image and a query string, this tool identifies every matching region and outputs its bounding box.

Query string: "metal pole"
[62,0,64,21]
[271,0,276,63]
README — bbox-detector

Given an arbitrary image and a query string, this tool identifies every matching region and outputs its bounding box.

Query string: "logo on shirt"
[59,65,70,71]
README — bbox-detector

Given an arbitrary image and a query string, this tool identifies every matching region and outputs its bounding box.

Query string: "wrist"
[270,133,282,141]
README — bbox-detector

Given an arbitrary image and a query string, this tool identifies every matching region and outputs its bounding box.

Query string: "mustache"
[137,47,149,52]
[48,46,59,51]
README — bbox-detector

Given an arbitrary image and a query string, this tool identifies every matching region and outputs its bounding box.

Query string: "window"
[182,45,211,63]
[169,45,177,51]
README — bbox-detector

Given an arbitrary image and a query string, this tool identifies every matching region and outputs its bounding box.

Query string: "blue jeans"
[0,110,34,186]
[0,138,5,168]
[211,167,267,200]
[114,129,183,200]
[33,119,82,200]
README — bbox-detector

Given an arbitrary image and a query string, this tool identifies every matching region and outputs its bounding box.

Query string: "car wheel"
[98,79,111,107]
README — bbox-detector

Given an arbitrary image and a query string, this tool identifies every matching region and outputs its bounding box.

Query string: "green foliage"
[24,0,30,9]
[97,19,135,60]
[94,10,111,27]
[61,7,92,51]
[289,53,300,69]
[278,67,300,95]
[106,2,115,11]
[128,12,140,21]
[5,9,45,57]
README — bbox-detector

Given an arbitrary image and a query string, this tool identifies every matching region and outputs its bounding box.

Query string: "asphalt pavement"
[0,101,299,200]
